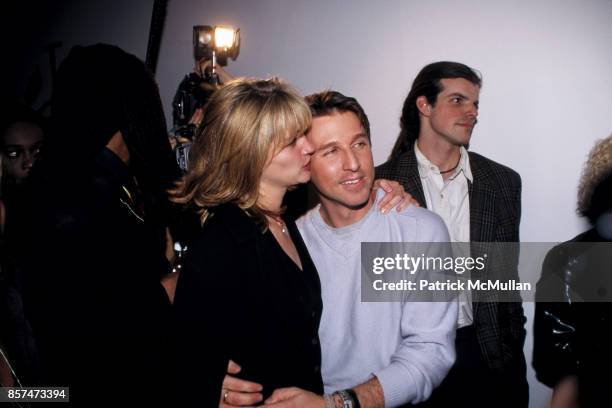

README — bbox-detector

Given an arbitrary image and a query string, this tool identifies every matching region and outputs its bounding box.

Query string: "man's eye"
[354,142,367,149]
[323,148,337,156]
[451,97,461,104]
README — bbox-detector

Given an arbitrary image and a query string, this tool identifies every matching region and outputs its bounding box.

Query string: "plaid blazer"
[376,146,527,376]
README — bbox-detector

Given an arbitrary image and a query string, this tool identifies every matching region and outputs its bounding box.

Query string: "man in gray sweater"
[223,91,457,408]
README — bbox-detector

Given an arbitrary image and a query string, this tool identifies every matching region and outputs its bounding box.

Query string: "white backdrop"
[9,1,612,406]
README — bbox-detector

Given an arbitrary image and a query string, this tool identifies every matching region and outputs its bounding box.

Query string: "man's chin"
[316,189,372,211]
[344,198,370,211]
[343,190,375,210]
[443,132,471,147]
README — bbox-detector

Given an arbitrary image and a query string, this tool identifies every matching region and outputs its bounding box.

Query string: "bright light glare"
[215,26,235,49]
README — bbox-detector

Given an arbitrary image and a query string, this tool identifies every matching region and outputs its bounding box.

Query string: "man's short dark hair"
[390,61,482,159]
[305,90,371,141]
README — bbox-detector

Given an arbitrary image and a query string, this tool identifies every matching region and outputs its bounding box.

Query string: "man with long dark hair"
[377,61,528,407]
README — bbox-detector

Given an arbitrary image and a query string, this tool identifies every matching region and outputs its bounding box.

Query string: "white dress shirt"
[414,142,474,328]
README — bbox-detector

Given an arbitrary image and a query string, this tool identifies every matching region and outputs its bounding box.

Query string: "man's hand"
[263,387,325,407]
[373,179,419,213]
[220,360,263,407]
[195,59,235,84]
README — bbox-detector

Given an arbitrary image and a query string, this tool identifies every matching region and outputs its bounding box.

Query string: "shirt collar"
[414,141,473,183]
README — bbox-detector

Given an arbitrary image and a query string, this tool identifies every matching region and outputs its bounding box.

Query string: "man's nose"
[466,103,478,119]
[343,150,360,171]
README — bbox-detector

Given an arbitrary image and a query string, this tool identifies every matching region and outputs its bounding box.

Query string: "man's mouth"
[340,176,364,186]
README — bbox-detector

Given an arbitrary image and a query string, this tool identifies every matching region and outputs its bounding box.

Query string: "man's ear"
[416,96,431,117]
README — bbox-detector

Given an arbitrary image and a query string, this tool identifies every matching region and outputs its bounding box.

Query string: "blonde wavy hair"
[170,77,311,225]
[577,134,612,217]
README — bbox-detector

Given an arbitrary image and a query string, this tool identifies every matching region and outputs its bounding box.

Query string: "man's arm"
[366,218,456,406]
[263,377,383,408]
[352,377,384,408]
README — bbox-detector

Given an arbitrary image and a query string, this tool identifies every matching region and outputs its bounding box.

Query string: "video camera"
[171,25,240,172]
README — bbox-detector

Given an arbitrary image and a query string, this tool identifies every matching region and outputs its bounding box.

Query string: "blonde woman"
[170,76,328,406]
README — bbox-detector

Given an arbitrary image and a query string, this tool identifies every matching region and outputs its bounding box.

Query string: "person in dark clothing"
[171,77,324,407]
[0,102,45,387]
[18,44,180,405]
[1,101,46,267]
[534,135,612,408]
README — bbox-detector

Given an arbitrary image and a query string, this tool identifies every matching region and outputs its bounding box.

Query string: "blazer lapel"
[468,152,498,243]
[403,148,427,208]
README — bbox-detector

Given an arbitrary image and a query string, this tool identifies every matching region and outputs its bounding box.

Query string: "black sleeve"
[172,230,242,406]
[533,247,578,387]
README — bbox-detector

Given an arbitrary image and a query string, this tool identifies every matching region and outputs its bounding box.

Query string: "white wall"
[10,1,612,406]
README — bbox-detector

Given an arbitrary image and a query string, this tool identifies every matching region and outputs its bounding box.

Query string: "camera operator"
[171,59,234,171]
